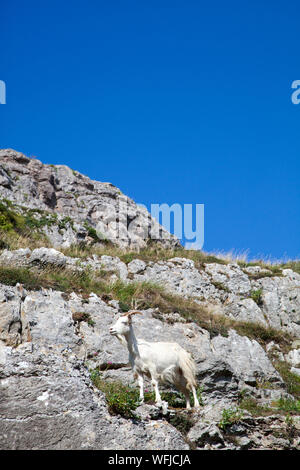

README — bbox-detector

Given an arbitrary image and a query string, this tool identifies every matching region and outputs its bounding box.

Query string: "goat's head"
[109,310,142,337]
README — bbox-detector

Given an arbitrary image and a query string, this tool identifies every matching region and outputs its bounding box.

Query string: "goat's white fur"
[109,311,200,409]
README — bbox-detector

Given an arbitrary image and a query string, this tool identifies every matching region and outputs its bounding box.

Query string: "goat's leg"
[184,391,191,410]
[137,374,144,403]
[191,385,200,408]
[151,376,162,405]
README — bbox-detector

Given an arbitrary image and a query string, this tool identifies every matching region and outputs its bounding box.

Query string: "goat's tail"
[178,350,197,390]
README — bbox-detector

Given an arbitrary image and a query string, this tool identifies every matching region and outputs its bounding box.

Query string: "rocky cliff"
[0,149,179,250]
[0,150,299,450]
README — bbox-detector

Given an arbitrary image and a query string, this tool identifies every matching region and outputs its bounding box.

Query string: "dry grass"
[0,231,51,251]
[0,263,292,349]
[61,243,229,270]
[60,243,300,275]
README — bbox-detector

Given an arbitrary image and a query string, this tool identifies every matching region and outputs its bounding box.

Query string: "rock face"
[132,258,300,337]
[0,150,299,450]
[0,284,190,450]
[0,278,299,450]
[0,344,188,450]
[0,149,179,250]
[1,248,299,337]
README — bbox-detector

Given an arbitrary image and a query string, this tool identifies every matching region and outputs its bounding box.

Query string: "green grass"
[0,199,108,251]
[239,395,300,419]
[83,221,110,244]
[239,393,300,418]
[238,395,274,417]
[238,260,283,274]
[218,407,243,431]
[273,361,300,399]
[90,370,196,437]
[90,370,140,418]
[238,363,300,419]
[144,390,185,407]
[239,258,300,278]
[0,200,57,250]
[275,397,300,414]
[0,200,58,234]
[0,265,101,293]
[0,267,39,289]
[249,289,263,306]
[90,369,200,425]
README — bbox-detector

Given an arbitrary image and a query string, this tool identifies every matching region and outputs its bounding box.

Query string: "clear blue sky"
[1,1,300,260]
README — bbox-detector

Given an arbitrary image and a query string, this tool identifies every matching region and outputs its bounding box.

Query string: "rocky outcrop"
[131,258,300,338]
[0,277,299,450]
[1,247,299,337]
[0,344,188,450]
[0,150,299,450]
[0,149,179,250]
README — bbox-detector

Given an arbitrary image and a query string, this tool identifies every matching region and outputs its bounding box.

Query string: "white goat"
[109,310,200,409]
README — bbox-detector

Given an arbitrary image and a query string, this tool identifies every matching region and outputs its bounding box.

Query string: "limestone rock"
[223,298,267,326]
[29,247,67,268]
[0,149,180,250]
[0,344,188,450]
[285,349,300,367]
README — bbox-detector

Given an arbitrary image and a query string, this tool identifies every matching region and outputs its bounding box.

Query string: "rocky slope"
[0,150,299,450]
[0,149,179,249]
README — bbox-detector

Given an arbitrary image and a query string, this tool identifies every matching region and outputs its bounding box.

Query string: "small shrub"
[72,311,95,326]
[218,407,243,431]
[90,370,140,418]
[249,289,263,306]
[83,222,108,243]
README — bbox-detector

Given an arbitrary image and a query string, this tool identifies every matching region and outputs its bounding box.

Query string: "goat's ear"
[16,283,25,299]
[120,312,132,323]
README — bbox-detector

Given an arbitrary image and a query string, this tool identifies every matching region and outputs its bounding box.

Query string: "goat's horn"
[121,310,142,317]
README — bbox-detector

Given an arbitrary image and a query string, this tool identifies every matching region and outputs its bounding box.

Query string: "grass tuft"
[273,361,300,399]
[90,370,140,418]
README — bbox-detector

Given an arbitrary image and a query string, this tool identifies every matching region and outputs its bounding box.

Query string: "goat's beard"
[116,334,127,347]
